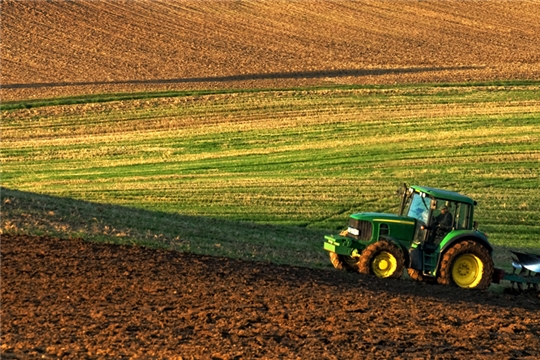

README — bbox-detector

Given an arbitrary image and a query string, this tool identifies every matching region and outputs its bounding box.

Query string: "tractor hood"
[349,212,416,243]
[350,212,416,226]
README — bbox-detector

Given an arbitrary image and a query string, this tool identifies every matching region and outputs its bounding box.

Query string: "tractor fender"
[378,235,411,265]
[431,231,492,277]
[439,230,493,255]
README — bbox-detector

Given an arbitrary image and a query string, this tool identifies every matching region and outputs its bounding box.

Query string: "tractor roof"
[411,185,475,205]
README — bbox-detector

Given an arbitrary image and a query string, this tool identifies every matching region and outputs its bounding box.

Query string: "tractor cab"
[400,185,476,250]
[397,185,492,280]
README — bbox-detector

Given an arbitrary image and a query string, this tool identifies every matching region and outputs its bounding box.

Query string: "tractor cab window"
[430,200,457,241]
[455,203,471,230]
[404,192,430,224]
[432,200,455,225]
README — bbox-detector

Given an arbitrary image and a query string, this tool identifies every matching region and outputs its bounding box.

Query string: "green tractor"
[324,185,495,289]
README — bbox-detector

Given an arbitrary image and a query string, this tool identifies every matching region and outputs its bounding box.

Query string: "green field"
[2,81,539,269]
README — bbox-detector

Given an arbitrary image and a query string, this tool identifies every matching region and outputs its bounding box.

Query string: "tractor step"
[422,251,438,276]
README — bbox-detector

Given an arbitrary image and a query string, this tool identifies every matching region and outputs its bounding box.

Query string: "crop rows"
[2,83,539,257]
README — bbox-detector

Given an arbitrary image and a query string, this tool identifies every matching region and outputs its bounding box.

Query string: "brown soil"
[2,0,540,101]
[2,234,539,359]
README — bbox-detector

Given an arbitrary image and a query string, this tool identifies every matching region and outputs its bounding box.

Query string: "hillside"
[2,3,540,358]
[2,0,540,101]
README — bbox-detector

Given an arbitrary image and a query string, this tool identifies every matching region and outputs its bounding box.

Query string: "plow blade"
[502,251,540,293]
[510,251,540,273]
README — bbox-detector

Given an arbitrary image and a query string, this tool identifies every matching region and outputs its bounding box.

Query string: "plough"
[493,251,540,293]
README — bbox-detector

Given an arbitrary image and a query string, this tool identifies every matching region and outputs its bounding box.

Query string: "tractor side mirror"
[473,221,478,230]
[430,199,437,210]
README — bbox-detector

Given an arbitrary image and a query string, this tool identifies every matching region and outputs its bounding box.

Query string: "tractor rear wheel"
[437,240,494,290]
[358,241,405,279]
[329,252,360,272]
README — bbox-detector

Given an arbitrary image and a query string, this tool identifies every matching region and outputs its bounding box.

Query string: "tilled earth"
[2,1,540,101]
[2,235,539,359]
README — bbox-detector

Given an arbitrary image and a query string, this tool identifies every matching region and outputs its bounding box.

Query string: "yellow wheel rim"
[452,254,484,288]
[371,251,398,278]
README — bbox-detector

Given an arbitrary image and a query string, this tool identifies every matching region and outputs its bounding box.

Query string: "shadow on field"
[1,187,536,309]
[0,187,329,268]
[2,66,481,89]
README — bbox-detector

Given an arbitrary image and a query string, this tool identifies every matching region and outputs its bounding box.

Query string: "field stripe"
[2,84,539,250]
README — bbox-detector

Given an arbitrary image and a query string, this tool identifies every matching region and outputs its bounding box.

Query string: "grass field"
[2,81,539,269]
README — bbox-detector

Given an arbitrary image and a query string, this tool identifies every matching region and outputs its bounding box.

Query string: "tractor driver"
[433,205,453,240]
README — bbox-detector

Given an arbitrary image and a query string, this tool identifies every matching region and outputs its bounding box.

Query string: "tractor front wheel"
[329,252,360,272]
[358,241,405,279]
[437,240,494,290]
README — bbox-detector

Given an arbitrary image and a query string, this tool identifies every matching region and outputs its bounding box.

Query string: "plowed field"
[2,235,540,359]
[2,0,540,101]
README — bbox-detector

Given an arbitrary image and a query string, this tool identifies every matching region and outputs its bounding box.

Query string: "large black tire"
[358,241,405,279]
[437,240,494,290]
[329,252,360,272]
